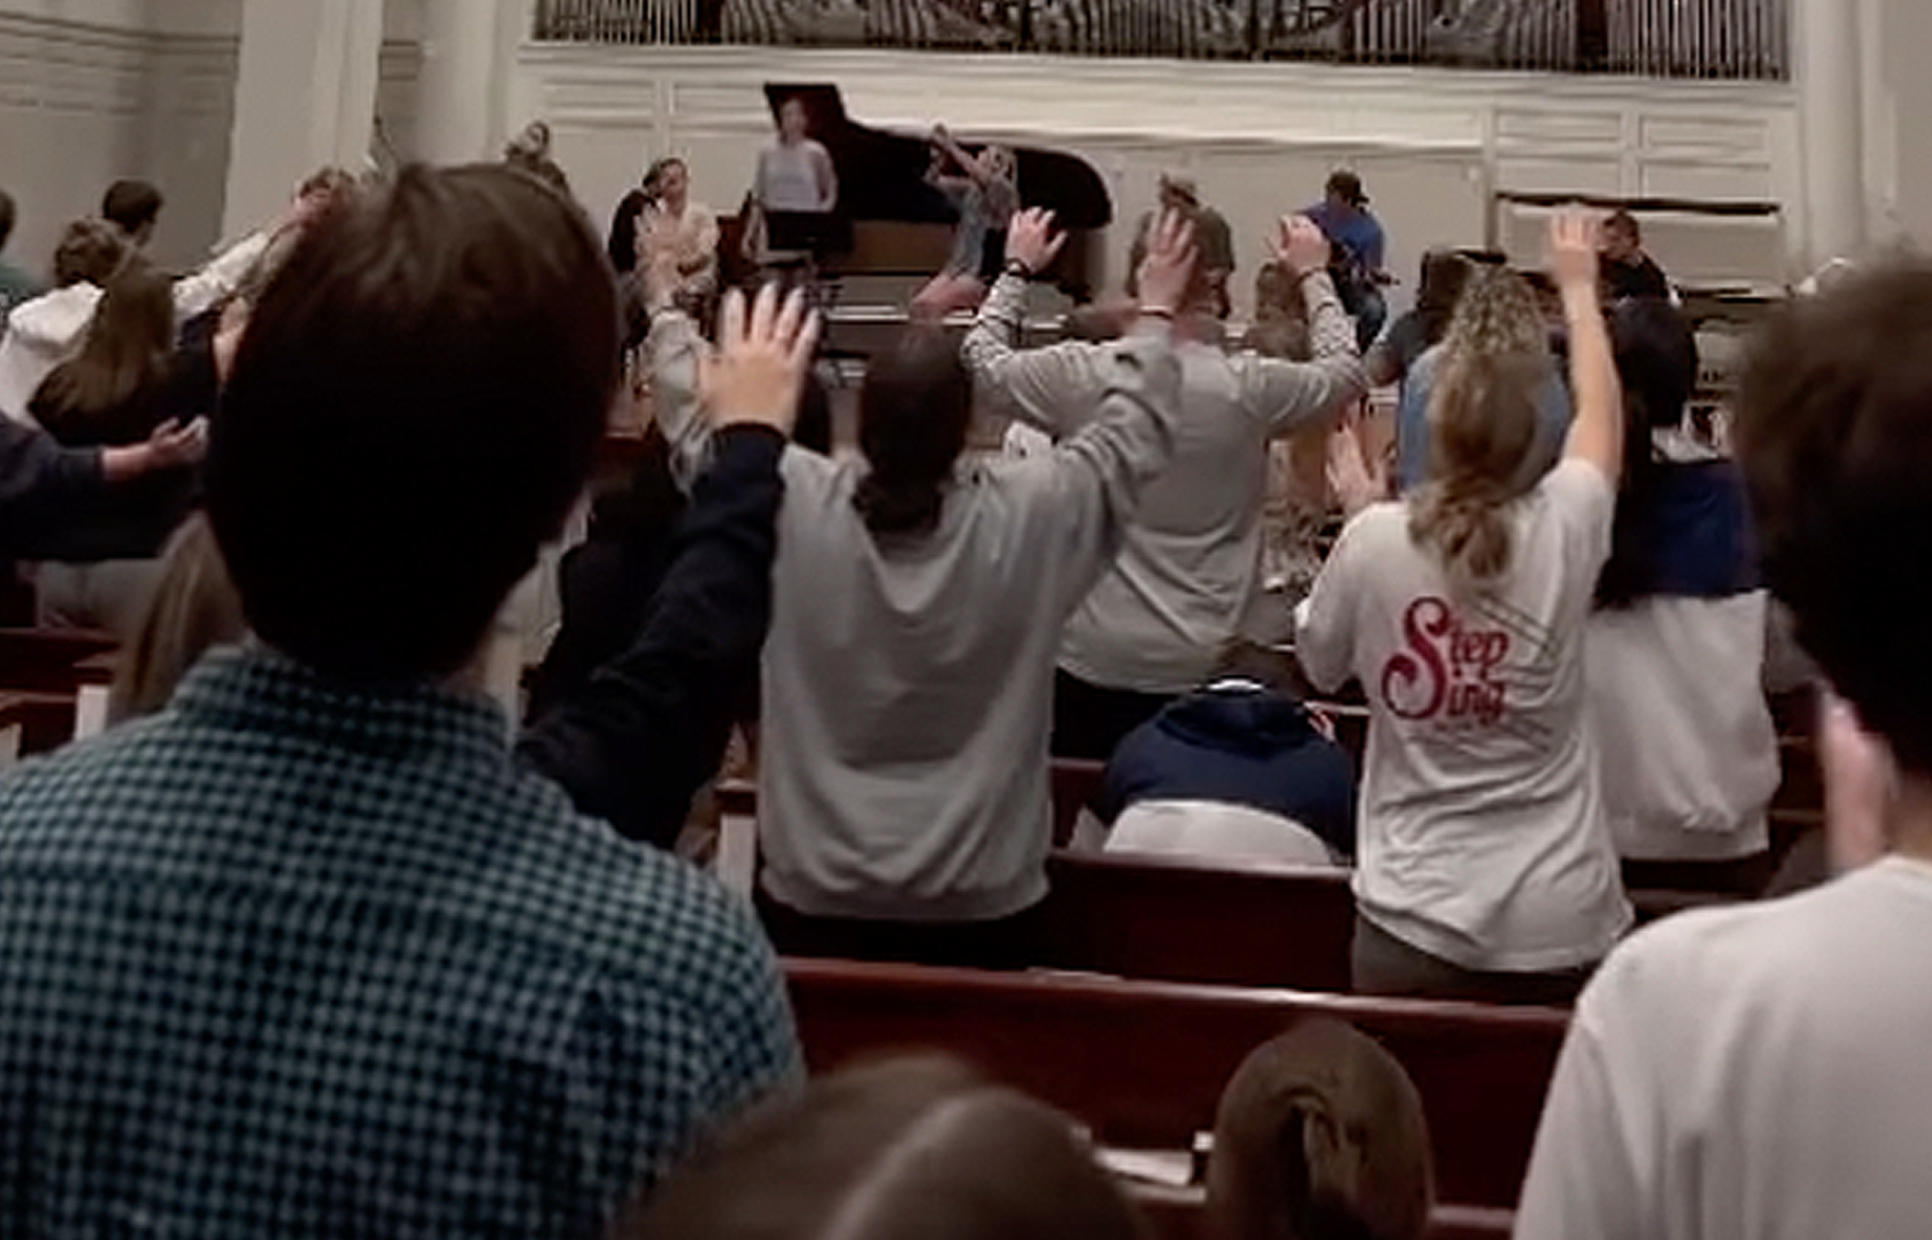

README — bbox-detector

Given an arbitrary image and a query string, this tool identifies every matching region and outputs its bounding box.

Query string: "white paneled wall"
[511,44,1801,312]
[0,0,424,278]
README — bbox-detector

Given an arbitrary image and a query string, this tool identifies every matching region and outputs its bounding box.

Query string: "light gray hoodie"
[647,310,1183,920]
[964,271,1367,694]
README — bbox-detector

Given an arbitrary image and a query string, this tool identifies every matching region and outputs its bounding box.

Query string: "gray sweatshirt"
[647,311,1183,920]
[964,272,1367,694]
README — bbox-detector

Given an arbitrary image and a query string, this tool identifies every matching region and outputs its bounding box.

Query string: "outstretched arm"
[1243,215,1369,436]
[961,208,1108,436]
[1553,209,1623,485]
[520,286,819,846]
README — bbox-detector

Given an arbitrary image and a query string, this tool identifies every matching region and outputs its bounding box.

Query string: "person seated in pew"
[1097,644,1356,867]
[0,164,804,1236]
[1207,1020,1433,1240]
[1296,210,1630,1007]
[647,208,1193,968]
[966,208,1366,762]
[629,1056,1150,1240]
[1585,298,1778,895]
[1514,260,1932,1240]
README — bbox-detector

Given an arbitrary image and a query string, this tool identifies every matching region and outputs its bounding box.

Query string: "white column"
[416,0,505,164]
[1795,0,1866,267]
[221,0,387,238]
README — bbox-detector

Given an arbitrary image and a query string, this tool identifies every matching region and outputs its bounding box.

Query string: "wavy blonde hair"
[1409,268,1550,591]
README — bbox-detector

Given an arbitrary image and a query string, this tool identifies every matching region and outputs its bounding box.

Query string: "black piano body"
[732,83,1114,301]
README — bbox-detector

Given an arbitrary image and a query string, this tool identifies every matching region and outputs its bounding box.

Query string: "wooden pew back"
[785,957,1567,1210]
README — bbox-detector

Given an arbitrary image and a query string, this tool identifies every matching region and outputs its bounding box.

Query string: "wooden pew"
[0,628,119,694]
[1043,850,1354,992]
[785,957,1567,1210]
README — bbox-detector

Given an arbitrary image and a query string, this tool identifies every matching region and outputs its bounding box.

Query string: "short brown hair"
[51,218,127,287]
[208,163,618,682]
[1737,262,1932,775]
[630,1056,1151,1240]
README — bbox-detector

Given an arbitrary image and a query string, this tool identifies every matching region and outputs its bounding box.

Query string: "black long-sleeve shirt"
[517,424,783,847]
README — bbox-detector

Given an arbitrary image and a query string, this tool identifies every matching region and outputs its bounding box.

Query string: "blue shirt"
[1305,202,1386,273]
[0,649,800,1239]
[1394,344,1575,494]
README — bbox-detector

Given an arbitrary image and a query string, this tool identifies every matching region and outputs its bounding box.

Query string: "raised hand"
[1270,215,1332,278]
[1548,207,1602,291]
[700,284,821,434]
[1004,208,1067,277]
[1135,209,1198,316]
[1325,404,1385,520]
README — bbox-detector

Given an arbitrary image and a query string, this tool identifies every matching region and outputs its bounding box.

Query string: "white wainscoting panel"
[512,44,1802,307]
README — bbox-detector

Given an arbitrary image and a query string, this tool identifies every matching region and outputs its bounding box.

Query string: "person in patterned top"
[0,164,807,1238]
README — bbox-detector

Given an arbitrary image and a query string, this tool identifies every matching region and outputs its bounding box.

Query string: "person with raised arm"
[966,207,1366,761]
[910,124,1019,320]
[1299,209,1628,1006]
[647,207,1192,965]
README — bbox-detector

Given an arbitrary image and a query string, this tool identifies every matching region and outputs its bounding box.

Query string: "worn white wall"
[1868,0,1932,250]
[0,0,422,278]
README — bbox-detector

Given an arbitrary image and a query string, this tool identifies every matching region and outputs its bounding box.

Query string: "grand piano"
[725,84,1115,304]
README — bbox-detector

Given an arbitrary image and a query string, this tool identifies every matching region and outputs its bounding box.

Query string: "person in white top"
[744,96,839,269]
[0,183,333,424]
[1297,210,1630,1006]
[1515,261,1932,1240]
[1585,298,1778,892]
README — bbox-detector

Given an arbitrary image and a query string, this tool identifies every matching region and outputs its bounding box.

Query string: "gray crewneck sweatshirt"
[647,311,1183,920]
[964,271,1366,694]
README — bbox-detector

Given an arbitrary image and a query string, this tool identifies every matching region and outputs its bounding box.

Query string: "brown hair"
[1407,269,1548,591]
[1736,261,1932,775]
[29,259,174,441]
[855,329,972,538]
[630,1057,1150,1240]
[208,163,617,683]
[108,514,247,724]
[1207,1021,1433,1240]
[51,217,127,288]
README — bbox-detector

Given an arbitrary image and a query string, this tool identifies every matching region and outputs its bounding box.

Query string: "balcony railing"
[532,0,1788,80]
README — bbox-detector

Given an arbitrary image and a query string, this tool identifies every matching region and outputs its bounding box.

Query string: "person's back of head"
[1737,262,1932,780]
[28,257,173,437]
[101,179,164,245]
[1408,268,1549,590]
[0,190,16,256]
[1248,262,1313,360]
[631,1056,1149,1240]
[1413,250,1474,345]
[207,162,618,684]
[51,218,127,289]
[1595,297,1704,609]
[1127,197,1218,314]
[854,327,972,538]
[109,513,247,724]
[1207,1021,1433,1240]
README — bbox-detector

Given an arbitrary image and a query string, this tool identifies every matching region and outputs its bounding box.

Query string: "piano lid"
[760,84,1113,231]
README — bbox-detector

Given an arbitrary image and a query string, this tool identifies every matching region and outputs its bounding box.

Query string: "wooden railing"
[532,0,1788,79]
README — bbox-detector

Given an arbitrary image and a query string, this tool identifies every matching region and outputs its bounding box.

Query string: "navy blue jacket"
[1099,686,1358,859]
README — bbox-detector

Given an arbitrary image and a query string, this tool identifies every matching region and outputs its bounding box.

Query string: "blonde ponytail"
[1408,275,1549,590]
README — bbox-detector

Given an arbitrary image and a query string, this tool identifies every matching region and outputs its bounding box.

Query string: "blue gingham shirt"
[0,649,800,1238]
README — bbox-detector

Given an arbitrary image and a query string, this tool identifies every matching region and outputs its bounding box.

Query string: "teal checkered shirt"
[0,648,800,1238]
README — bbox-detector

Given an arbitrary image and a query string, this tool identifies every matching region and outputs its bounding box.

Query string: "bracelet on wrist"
[1003,259,1033,281]
[1138,306,1177,321]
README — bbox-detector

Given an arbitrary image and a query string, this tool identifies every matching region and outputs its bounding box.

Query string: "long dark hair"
[854,329,972,538]
[30,259,173,443]
[1595,298,1702,608]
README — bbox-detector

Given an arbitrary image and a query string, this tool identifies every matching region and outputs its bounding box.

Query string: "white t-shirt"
[1516,856,1932,1240]
[1586,592,1779,861]
[1297,459,1631,971]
